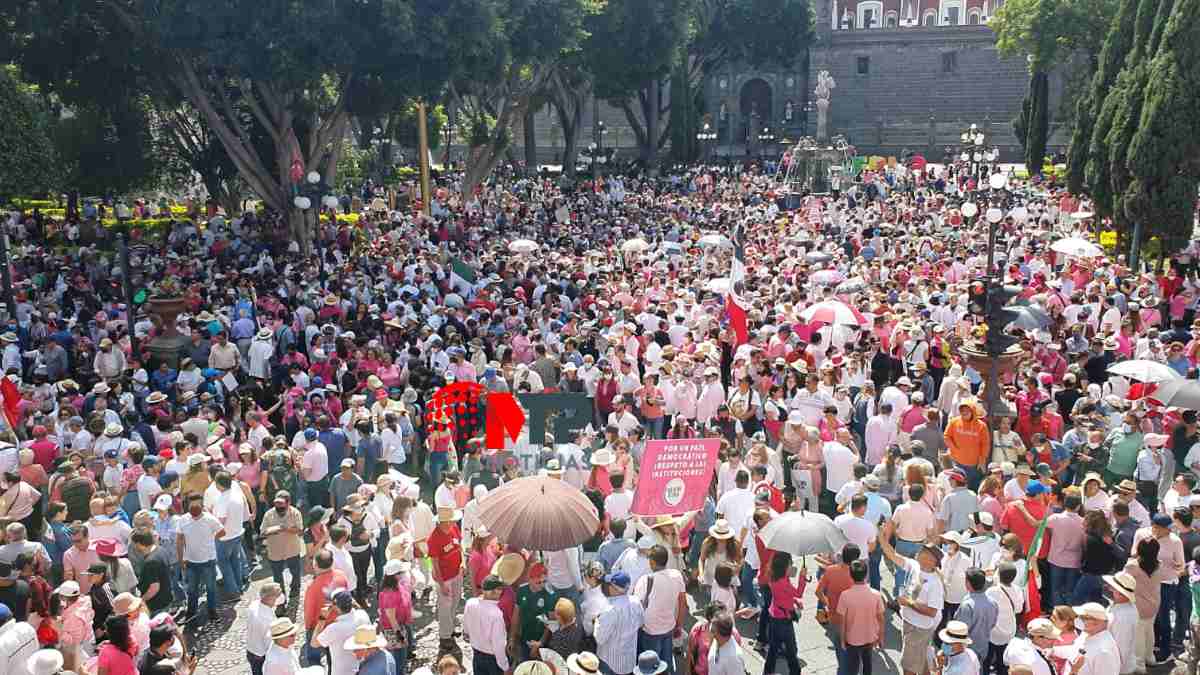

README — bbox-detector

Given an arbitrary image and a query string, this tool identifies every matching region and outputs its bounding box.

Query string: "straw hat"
[437,505,462,523]
[1103,571,1137,602]
[938,620,973,645]
[1073,602,1108,621]
[270,617,301,641]
[343,625,388,650]
[1027,618,1061,640]
[567,652,602,675]
[590,448,615,467]
[491,553,527,585]
[514,662,555,675]
[709,518,735,540]
[112,592,142,615]
[648,515,677,530]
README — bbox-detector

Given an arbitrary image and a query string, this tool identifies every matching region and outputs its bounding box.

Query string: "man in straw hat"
[264,617,304,675]
[1001,617,1061,675]
[937,620,980,675]
[464,575,510,675]
[1067,602,1122,675]
[344,624,397,675]
[314,588,371,675]
[428,505,464,648]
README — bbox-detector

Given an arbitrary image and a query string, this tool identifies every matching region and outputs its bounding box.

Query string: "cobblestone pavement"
[190,557,1187,675]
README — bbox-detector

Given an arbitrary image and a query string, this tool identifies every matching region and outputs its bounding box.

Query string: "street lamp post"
[294,170,336,289]
[696,123,717,164]
[757,127,775,159]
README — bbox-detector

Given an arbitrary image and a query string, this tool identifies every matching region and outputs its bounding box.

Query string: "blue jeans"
[185,560,219,620]
[1155,583,1177,657]
[374,527,391,586]
[645,417,665,439]
[216,537,248,596]
[868,547,883,591]
[892,539,922,596]
[637,630,675,675]
[756,583,773,644]
[1048,563,1079,608]
[1172,578,1192,648]
[739,563,760,608]
[270,556,303,594]
[303,629,328,668]
[763,615,801,675]
[430,452,449,486]
[1072,573,1104,604]
[391,648,408,675]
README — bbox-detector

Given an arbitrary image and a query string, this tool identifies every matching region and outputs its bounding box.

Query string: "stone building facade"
[702,0,1072,161]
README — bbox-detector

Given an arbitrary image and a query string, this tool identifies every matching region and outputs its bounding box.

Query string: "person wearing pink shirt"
[1045,494,1086,606]
[836,560,884,675]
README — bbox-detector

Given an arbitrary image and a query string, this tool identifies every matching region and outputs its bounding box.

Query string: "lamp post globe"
[961,202,979,219]
[307,171,321,185]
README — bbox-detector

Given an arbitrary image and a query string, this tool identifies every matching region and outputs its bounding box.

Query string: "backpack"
[264,451,298,501]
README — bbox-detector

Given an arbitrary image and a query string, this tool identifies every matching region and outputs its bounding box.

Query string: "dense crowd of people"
[0,160,1199,675]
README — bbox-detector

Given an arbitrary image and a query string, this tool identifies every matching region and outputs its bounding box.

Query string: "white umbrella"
[810,270,846,285]
[698,233,732,248]
[621,238,651,254]
[1050,237,1104,258]
[1147,376,1200,409]
[705,277,731,293]
[508,239,538,254]
[758,511,848,557]
[1107,359,1179,383]
[1071,210,1095,221]
[660,241,683,256]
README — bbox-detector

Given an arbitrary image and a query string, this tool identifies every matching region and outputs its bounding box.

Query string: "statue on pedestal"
[814,70,836,141]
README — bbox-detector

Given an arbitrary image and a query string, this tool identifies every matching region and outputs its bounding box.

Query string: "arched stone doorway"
[739,78,773,145]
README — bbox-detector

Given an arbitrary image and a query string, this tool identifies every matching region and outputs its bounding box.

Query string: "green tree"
[449,0,592,195]
[1024,71,1050,175]
[1066,0,1138,195]
[1123,0,1200,258]
[0,69,60,202]
[55,99,159,198]
[5,0,497,248]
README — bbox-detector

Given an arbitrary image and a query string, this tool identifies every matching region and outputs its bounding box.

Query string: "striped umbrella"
[799,300,869,327]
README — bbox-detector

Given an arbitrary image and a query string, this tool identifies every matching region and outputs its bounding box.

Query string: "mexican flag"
[449,257,477,287]
[1023,510,1051,627]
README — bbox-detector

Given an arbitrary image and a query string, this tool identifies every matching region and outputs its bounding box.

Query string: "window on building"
[857,56,870,75]
[886,14,898,26]
[864,8,876,27]
[942,52,958,72]
[924,11,937,25]
[944,6,960,24]
[968,11,979,23]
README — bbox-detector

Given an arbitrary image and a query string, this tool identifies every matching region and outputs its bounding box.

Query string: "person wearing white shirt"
[823,431,858,495]
[326,527,358,593]
[715,476,755,546]
[177,494,225,622]
[1066,603,1122,675]
[546,546,585,603]
[716,458,747,499]
[605,477,634,522]
[613,539,654,592]
[263,618,304,675]
[137,461,164,511]
[833,496,878,556]
[246,583,284,675]
[213,473,249,597]
[313,590,371,675]
[878,522,944,675]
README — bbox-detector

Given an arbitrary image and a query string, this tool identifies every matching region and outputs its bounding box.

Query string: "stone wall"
[806,24,1070,161]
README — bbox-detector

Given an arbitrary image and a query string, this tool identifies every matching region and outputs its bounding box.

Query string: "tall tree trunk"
[523,108,539,172]
[644,78,661,171]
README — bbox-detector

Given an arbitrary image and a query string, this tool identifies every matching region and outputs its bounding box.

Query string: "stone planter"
[959,343,1024,420]
[146,296,187,339]
[145,296,191,369]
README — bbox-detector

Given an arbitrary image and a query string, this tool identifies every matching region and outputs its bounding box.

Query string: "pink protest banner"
[630,438,721,516]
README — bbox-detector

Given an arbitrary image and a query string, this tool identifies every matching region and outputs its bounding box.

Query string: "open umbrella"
[477,476,600,551]
[705,277,731,294]
[835,278,868,295]
[799,300,869,327]
[1108,359,1179,383]
[508,239,538,254]
[1145,376,1200,409]
[809,270,846,285]
[758,511,848,557]
[698,233,731,248]
[805,251,832,263]
[621,238,651,254]
[1050,237,1104,258]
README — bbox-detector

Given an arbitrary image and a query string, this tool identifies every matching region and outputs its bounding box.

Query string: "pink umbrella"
[809,270,846,285]
[799,300,869,327]
[477,475,600,551]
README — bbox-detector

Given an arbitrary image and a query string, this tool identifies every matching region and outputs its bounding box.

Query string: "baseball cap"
[1025,480,1048,496]
[1152,513,1173,528]
[603,572,631,589]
